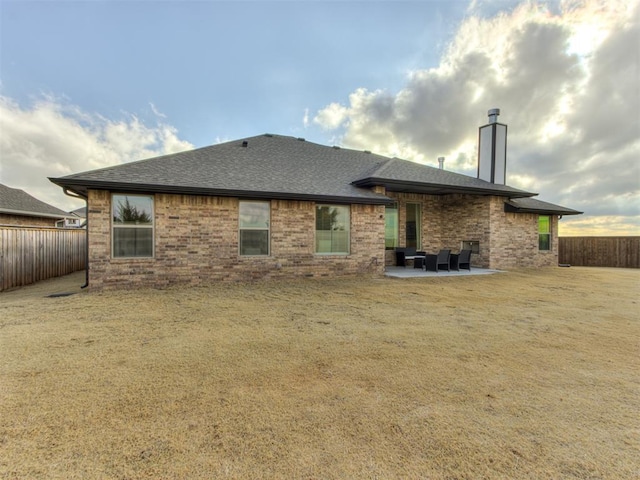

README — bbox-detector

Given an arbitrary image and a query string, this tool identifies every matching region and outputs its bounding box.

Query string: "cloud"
[314,102,350,130]
[149,102,167,119]
[0,95,193,211]
[313,0,640,235]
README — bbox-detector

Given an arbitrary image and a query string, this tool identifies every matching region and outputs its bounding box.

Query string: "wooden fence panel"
[559,236,640,268]
[0,227,87,292]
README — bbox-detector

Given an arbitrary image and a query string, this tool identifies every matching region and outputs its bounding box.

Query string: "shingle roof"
[70,206,87,217]
[504,197,583,215]
[352,157,534,197]
[0,183,71,219]
[52,134,579,209]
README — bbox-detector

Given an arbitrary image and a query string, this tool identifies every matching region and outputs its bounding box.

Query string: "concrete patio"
[385,266,503,278]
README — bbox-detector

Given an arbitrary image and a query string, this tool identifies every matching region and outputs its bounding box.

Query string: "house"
[0,183,76,228]
[59,206,87,229]
[49,112,581,290]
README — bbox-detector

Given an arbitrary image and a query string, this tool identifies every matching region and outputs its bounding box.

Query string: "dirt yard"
[0,267,638,479]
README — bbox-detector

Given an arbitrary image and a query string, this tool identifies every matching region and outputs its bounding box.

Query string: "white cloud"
[149,102,167,119]
[313,101,350,130]
[313,0,640,235]
[0,95,193,211]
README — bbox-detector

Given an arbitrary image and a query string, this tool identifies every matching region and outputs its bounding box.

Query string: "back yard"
[0,267,638,479]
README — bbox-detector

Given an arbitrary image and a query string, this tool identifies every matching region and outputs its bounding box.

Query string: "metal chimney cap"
[488,108,500,117]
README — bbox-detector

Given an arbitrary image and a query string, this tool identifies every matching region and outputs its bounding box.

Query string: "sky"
[0,0,638,236]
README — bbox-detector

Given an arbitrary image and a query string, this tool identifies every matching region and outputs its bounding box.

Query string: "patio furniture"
[395,247,420,267]
[436,249,451,271]
[424,249,451,272]
[413,251,426,269]
[450,249,472,271]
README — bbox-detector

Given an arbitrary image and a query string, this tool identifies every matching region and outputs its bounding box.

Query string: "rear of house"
[50,114,581,290]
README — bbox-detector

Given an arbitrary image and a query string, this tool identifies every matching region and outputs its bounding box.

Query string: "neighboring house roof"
[0,183,72,219]
[49,133,578,214]
[71,206,87,218]
[505,197,582,215]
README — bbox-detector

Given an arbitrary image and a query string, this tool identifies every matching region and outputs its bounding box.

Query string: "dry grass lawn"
[0,267,638,479]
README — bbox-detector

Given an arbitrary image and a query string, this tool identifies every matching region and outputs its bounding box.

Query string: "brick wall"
[386,192,491,267]
[87,189,558,289]
[87,190,385,290]
[386,192,558,269]
[0,213,58,227]
[488,198,559,268]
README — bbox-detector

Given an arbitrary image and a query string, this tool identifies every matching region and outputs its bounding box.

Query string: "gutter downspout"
[63,188,89,289]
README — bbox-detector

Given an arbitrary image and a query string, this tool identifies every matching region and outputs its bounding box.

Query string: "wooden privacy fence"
[559,236,639,268]
[0,227,87,292]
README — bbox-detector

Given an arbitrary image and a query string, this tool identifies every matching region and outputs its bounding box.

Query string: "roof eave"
[352,178,536,198]
[0,207,75,220]
[503,203,583,216]
[49,178,394,206]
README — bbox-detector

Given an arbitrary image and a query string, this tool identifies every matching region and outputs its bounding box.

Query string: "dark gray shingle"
[0,183,70,218]
[505,197,582,215]
[50,134,540,203]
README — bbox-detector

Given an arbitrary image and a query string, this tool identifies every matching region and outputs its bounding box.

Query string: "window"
[385,204,398,250]
[539,215,551,251]
[406,203,421,249]
[462,240,480,254]
[239,201,270,255]
[112,194,154,258]
[316,205,350,254]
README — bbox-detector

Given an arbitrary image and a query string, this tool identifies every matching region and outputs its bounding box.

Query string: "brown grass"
[0,267,638,479]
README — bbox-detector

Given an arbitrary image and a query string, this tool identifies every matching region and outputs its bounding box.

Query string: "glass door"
[406,203,421,249]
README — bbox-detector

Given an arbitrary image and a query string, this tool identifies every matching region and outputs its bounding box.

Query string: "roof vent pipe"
[438,157,445,170]
[241,140,248,147]
[488,108,500,124]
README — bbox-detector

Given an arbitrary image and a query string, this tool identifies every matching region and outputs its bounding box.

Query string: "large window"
[316,205,350,254]
[239,201,270,255]
[385,204,398,250]
[406,203,421,249]
[112,194,154,258]
[539,215,551,250]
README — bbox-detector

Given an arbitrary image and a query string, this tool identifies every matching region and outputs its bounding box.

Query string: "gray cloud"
[314,0,639,235]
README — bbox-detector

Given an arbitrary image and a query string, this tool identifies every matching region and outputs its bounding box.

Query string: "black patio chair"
[395,248,406,267]
[424,249,451,272]
[450,249,472,271]
[436,249,451,272]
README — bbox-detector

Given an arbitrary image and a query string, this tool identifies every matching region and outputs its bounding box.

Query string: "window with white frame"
[316,205,350,254]
[112,194,154,258]
[239,201,270,255]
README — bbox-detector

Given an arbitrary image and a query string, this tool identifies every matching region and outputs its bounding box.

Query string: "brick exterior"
[0,213,58,227]
[87,188,558,290]
[488,198,559,268]
[385,192,559,269]
[87,190,385,290]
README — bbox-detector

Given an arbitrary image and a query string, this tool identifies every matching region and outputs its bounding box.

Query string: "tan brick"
[87,191,385,290]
